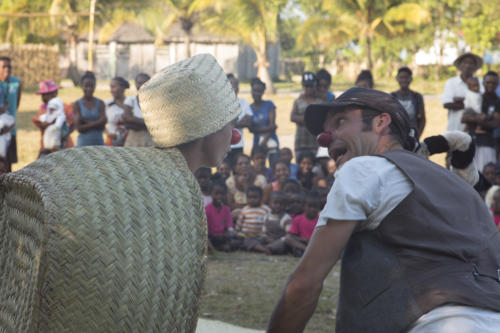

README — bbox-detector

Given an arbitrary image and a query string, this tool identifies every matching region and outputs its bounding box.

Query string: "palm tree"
[201,0,288,93]
[335,0,430,70]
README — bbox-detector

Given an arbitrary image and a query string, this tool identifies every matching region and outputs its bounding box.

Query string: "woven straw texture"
[139,53,242,148]
[0,146,207,332]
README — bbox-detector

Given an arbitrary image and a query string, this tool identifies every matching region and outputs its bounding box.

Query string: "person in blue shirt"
[0,56,22,172]
[249,77,279,165]
[316,69,335,102]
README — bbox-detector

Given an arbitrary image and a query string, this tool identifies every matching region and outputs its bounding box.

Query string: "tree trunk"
[366,35,373,70]
[255,36,275,94]
[67,31,80,86]
[185,33,191,58]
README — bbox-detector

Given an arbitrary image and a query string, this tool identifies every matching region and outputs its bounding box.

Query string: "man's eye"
[337,118,345,126]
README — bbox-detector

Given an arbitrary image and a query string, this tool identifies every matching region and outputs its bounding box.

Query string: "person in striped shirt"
[236,186,271,252]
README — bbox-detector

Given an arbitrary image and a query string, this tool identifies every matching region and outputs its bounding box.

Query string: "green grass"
[200,252,341,332]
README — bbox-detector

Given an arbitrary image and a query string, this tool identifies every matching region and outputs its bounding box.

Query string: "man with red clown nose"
[268,87,500,333]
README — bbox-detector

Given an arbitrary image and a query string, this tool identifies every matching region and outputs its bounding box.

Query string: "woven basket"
[0,146,207,332]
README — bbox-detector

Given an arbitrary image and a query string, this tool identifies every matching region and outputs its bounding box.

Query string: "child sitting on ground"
[259,191,292,254]
[279,147,298,179]
[251,146,274,182]
[236,186,271,252]
[285,191,321,256]
[296,152,317,190]
[287,191,305,219]
[205,180,236,252]
[40,97,67,150]
[194,167,213,206]
[0,99,14,159]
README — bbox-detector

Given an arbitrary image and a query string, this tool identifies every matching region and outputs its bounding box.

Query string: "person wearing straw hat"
[0,53,241,332]
[268,87,500,333]
[442,52,483,132]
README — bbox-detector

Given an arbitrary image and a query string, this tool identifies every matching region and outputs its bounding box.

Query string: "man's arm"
[267,219,358,333]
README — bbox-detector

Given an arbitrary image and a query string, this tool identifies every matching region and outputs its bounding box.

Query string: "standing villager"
[0,54,241,332]
[73,71,107,146]
[391,66,426,139]
[268,87,500,333]
[0,56,22,171]
[105,77,129,146]
[123,73,154,147]
[462,71,500,171]
[291,72,323,158]
[442,52,483,132]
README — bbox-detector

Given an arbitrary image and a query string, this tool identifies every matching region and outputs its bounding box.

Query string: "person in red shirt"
[205,180,235,252]
[285,191,321,256]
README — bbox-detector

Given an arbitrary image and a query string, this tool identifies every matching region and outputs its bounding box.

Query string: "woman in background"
[73,71,106,146]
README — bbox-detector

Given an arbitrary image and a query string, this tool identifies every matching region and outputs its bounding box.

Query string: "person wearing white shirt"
[226,73,253,167]
[40,97,66,150]
[268,87,500,333]
[122,73,155,147]
[442,53,484,132]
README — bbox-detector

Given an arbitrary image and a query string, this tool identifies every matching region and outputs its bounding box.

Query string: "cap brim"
[304,100,367,136]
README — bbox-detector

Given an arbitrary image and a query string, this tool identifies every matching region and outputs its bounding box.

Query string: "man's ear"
[374,113,392,135]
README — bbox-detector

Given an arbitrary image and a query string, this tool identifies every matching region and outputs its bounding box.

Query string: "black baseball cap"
[302,72,317,87]
[304,87,415,149]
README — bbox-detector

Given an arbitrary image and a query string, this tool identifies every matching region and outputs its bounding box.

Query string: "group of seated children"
[196,147,333,256]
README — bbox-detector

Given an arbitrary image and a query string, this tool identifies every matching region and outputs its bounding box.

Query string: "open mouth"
[330,147,347,163]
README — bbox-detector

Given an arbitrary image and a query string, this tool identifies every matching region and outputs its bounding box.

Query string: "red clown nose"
[317,131,333,147]
[231,129,242,145]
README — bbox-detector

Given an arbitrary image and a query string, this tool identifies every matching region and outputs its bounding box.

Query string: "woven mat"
[0,146,207,332]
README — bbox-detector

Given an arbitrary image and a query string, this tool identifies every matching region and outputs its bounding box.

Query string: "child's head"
[211,180,227,207]
[312,186,328,209]
[251,146,267,171]
[247,185,263,207]
[297,152,315,175]
[316,69,332,100]
[315,148,330,170]
[483,162,495,185]
[467,77,480,93]
[288,192,305,216]
[483,71,499,94]
[216,158,231,180]
[279,147,293,164]
[301,71,317,97]
[355,70,374,89]
[492,188,500,216]
[282,179,301,197]
[194,167,212,194]
[494,163,500,186]
[273,160,290,183]
[304,191,321,220]
[270,191,288,214]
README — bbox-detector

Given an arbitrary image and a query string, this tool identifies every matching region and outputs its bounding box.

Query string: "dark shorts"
[6,135,17,170]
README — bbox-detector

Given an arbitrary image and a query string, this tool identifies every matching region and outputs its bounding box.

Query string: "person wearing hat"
[268,87,500,333]
[291,71,323,159]
[391,66,426,139]
[442,52,483,132]
[33,79,74,154]
[0,54,241,332]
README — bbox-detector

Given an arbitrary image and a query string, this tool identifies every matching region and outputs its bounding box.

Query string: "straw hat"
[453,52,483,71]
[139,54,242,147]
[0,146,207,332]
